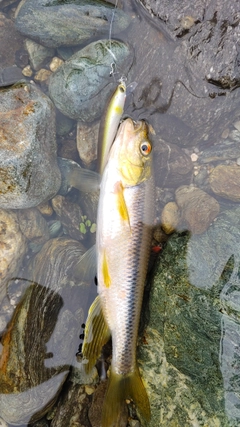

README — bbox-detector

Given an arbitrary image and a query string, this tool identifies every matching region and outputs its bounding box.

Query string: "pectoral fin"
[82,295,110,373]
[73,245,96,283]
[114,181,131,230]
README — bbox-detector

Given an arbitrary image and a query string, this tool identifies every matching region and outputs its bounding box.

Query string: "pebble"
[25,39,55,71]
[233,120,240,132]
[77,121,99,166]
[209,164,240,202]
[191,153,198,162]
[22,65,33,77]
[34,68,52,82]
[49,56,64,72]
[175,185,220,234]
[161,202,180,234]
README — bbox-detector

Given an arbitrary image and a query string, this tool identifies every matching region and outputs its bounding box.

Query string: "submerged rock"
[175,185,220,234]
[0,237,88,425]
[15,0,131,48]
[139,222,240,426]
[0,209,27,305]
[209,165,240,202]
[48,39,133,121]
[0,83,61,209]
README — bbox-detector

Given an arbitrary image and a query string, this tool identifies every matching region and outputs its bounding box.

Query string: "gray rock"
[0,82,61,209]
[25,39,55,71]
[15,0,131,48]
[48,39,133,121]
[0,209,27,305]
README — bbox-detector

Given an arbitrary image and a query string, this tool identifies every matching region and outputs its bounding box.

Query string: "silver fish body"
[82,117,155,426]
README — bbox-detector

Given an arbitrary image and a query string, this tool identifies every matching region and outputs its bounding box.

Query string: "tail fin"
[102,367,150,427]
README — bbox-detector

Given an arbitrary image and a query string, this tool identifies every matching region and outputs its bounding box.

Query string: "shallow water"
[1,0,240,426]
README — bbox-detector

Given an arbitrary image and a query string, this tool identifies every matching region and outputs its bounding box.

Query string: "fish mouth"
[123,118,147,133]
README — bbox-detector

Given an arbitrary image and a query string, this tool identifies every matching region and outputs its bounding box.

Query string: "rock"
[34,68,52,83]
[51,195,85,242]
[56,111,74,138]
[124,1,240,148]
[0,237,88,425]
[25,39,55,71]
[175,185,220,234]
[198,141,240,163]
[161,201,180,234]
[0,209,27,305]
[139,230,238,426]
[77,121,99,167]
[154,140,193,188]
[49,57,64,73]
[50,382,91,427]
[48,39,133,121]
[22,65,33,77]
[15,0,131,48]
[186,206,240,290]
[17,208,50,245]
[0,13,24,69]
[0,82,61,209]
[37,201,53,217]
[209,165,240,201]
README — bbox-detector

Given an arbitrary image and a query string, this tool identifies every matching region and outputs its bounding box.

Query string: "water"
[1,0,240,426]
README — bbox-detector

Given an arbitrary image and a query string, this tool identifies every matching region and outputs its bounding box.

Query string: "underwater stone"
[48,39,133,121]
[209,165,240,202]
[0,209,27,305]
[175,185,220,234]
[15,0,131,48]
[0,83,61,209]
[17,208,50,245]
[0,237,88,425]
[139,231,234,426]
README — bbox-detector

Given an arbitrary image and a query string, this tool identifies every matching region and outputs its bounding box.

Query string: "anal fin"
[82,295,110,374]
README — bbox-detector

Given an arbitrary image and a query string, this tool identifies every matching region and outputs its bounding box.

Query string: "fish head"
[112,118,153,186]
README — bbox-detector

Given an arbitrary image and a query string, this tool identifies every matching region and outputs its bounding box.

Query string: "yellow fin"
[82,295,110,374]
[114,181,130,227]
[102,367,150,427]
[102,250,111,288]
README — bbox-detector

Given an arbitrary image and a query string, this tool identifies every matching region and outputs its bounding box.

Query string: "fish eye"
[140,141,152,156]
[119,84,126,93]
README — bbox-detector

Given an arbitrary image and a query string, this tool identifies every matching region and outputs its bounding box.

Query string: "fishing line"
[107,0,129,84]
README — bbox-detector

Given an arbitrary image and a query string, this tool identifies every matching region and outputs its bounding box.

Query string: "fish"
[82,117,155,426]
[97,81,127,175]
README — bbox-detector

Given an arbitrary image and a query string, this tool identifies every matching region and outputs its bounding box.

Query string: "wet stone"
[48,39,133,121]
[77,121,99,167]
[209,165,240,202]
[175,185,220,234]
[138,231,237,426]
[0,237,87,425]
[0,13,24,69]
[154,140,193,188]
[0,209,27,305]
[51,195,85,242]
[198,141,240,163]
[17,208,50,245]
[50,382,91,427]
[15,0,131,48]
[0,83,61,209]
[161,201,180,234]
[24,39,55,71]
